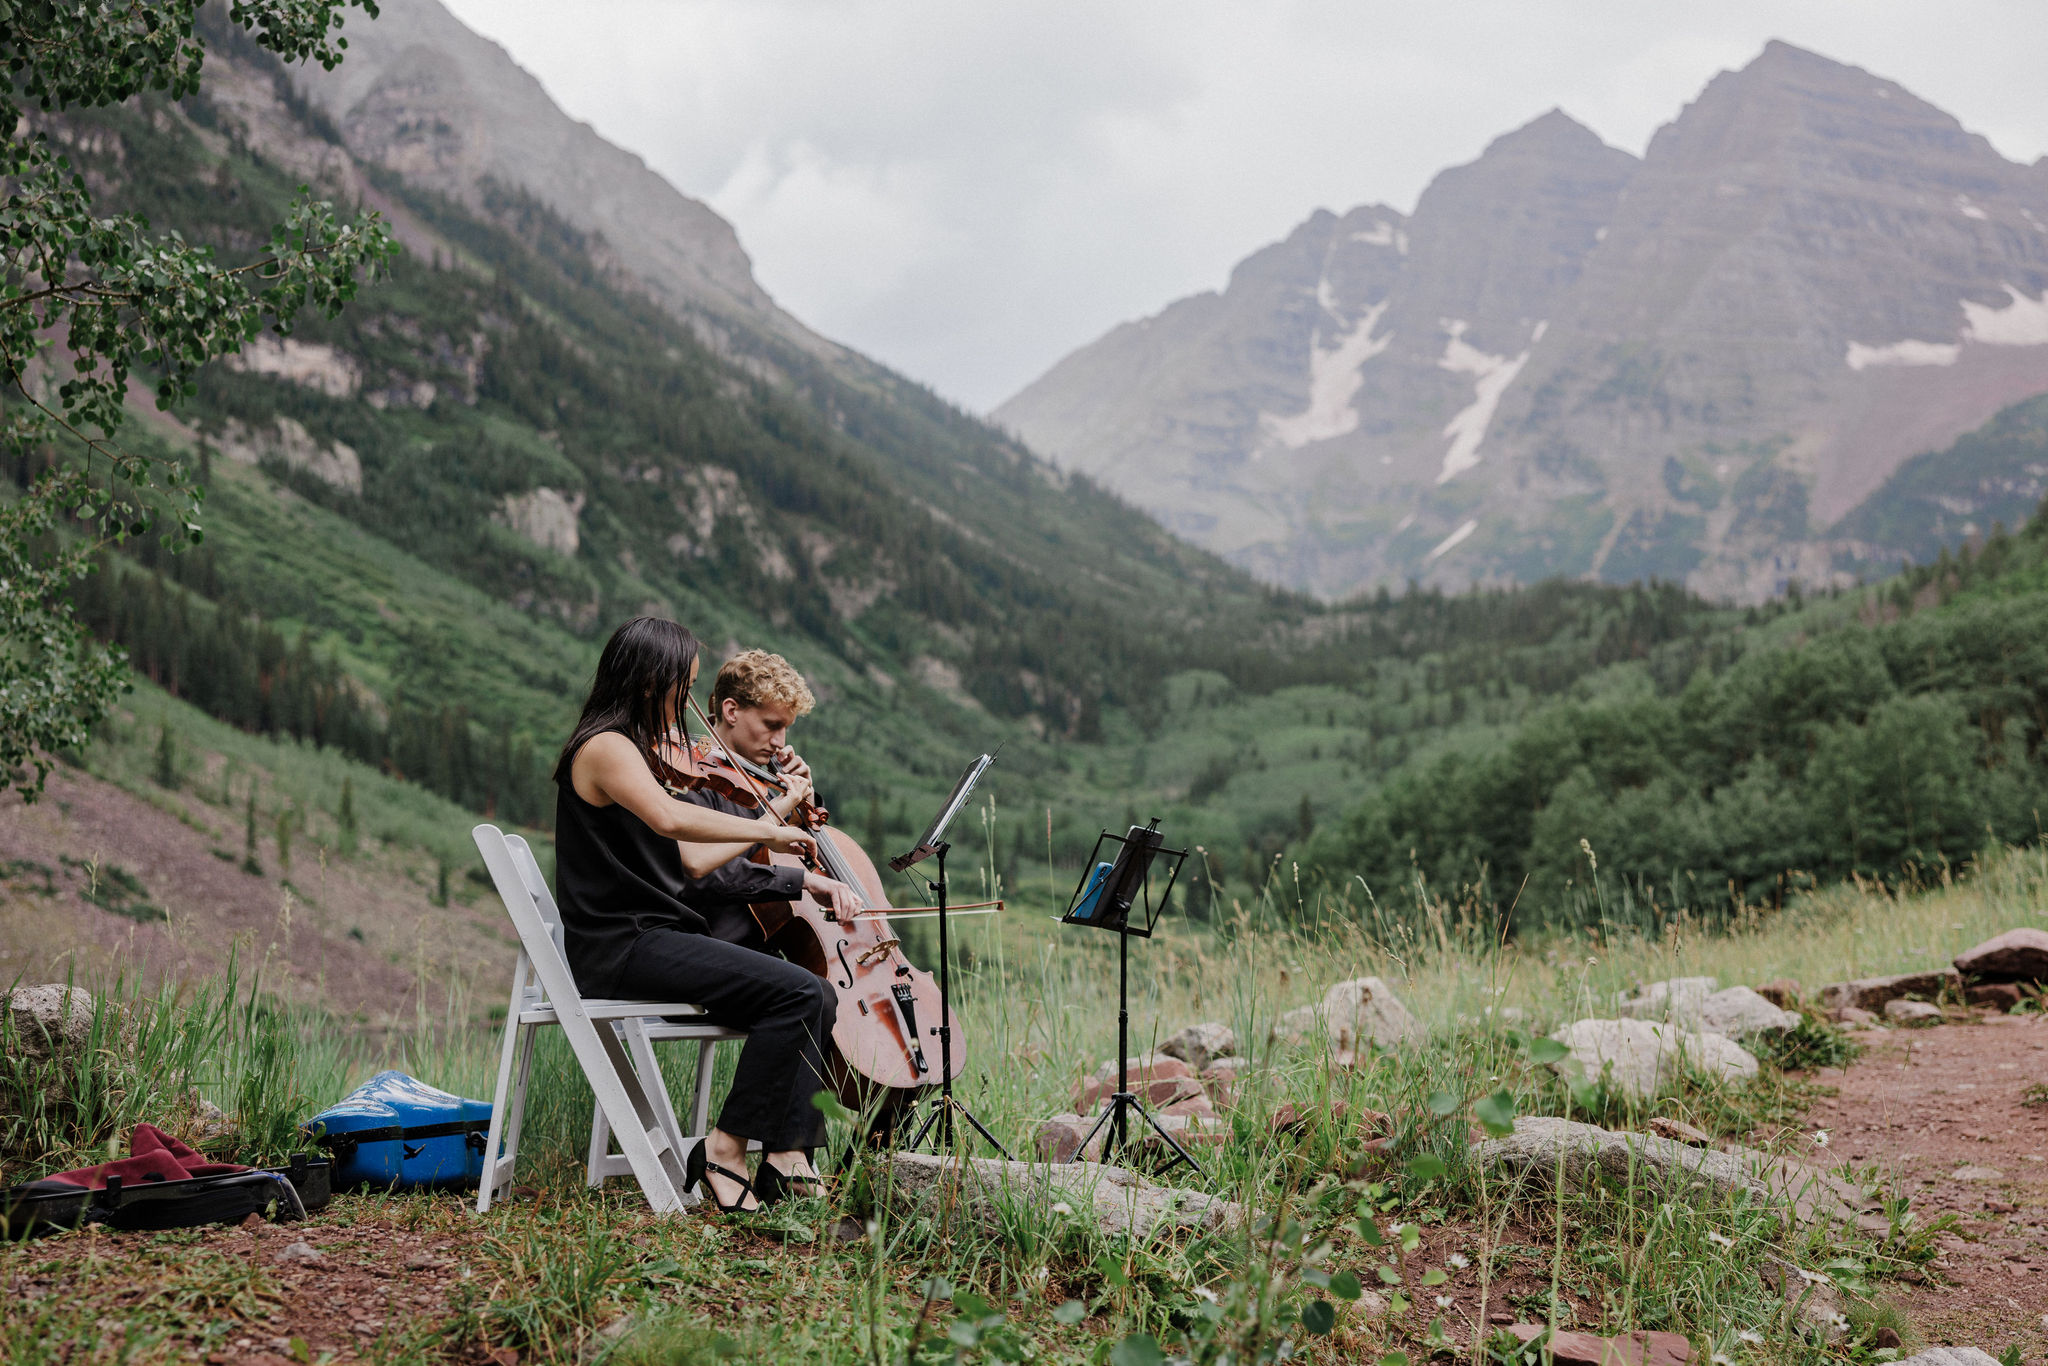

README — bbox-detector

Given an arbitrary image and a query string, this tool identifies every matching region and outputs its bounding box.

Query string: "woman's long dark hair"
[554,617,700,782]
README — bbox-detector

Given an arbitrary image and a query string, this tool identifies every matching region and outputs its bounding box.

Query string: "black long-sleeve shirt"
[676,785,806,945]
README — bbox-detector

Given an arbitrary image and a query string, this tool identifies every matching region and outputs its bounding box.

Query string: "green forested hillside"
[26,26,2048,945]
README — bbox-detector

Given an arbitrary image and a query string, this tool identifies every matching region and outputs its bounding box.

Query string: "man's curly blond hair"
[710,649,815,718]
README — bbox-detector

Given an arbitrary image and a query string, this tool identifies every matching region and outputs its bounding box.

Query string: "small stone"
[1754,979,1802,1008]
[883,1152,1248,1241]
[1272,1100,1346,1136]
[1955,927,2048,982]
[1831,1005,1878,1025]
[1964,982,2023,1012]
[1322,977,1421,1052]
[403,1253,446,1271]
[1950,1166,2004,1182]
[1872,1328,1902,1350]
[1891,1350,2001,1366]
[833,1216,867,1243]
[1158,1022,1236,1072]
[1506,1323,1695,1366]
[1986,1199,2017,1214]
[1818,970,1958,1013]
[1884,999,1943,1024]
[1090,1053,1194,1085]
[275,1242,325,1264]
[1160,1094,1217,1120]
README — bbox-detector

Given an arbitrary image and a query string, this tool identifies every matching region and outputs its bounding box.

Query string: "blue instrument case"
[303,1071,493,1192]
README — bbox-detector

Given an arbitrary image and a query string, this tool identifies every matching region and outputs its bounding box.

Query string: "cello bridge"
[855,938,901,967]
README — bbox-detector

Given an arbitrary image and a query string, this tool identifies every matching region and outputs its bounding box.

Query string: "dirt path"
[1799,1013,2048,1352]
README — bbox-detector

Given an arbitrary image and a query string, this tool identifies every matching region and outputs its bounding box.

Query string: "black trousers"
[611,927,836,1152]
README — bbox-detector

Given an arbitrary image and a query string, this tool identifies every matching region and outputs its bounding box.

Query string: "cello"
[660,707,976,1123]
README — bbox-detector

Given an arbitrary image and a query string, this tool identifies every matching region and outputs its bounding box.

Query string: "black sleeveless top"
[553,737,708,996]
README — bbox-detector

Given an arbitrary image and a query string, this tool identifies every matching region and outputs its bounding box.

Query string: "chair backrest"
[474,823,578,1015]
[505,833,565,954]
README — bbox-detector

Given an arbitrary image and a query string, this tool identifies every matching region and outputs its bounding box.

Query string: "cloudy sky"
[438,1,2048,412]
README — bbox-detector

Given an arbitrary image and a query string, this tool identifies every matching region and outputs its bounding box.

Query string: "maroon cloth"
[41,1124,248,1190]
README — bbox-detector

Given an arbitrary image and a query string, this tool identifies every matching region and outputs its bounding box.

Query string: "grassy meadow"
[8,799,2044,1363]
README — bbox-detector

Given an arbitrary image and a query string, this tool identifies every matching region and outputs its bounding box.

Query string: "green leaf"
[1328,1270,1363,1301]
[920,1277,954,1302]
[1054,1299,1086,1326]
[1426,1089,1461,1116]
[1302,1299,1337,1335]
[1111,1335,1165,1366]
[1381,1354,1411,1366]
[1421,1267,1448,1286]
[1404,1154,1446,1184]
[1377,1265,1402,1285]
[1473,1090,1517,1138]
[1528,1037,1570,1065]
[1357,1215,1385,1246]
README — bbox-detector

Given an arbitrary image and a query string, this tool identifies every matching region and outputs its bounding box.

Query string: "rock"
[403,1253,446,1271]
[216,415,362,493]
[1091,1053,1194,1084]
[1696,986,1800,1038]
[497,487,586,557]
[1077,1055,1204,1112]
[1831,1005,1878,1025]
[6,984,98,1064]
[1269,1003,1319,1046]
[883,1152,1246,1241]
[1964,982,2023,1012]
[1817,969,1958,1013]
[1894,1351,2000,1366]
[275,1241,326,1264]
[1615,976,1718,1023]
[1504,1323,1695,1366]
[1768,1265,1846,1341]
[1645,1116,1713,1146]
[1950,1165,2004,1182]
[1073,1077,1111,1113]
[1754,978,1802,1008]
[1884,999,1943,1024]
[1954,928,2048,982]
[1158,1022,1236,1072]
[1550,1019,1758,1100]
[1272,1100,1343,1137]
[1033,1115,1103,1164]
[1474,1117,1877,1228]
[1160,1094,1217,1120]
[1199,1057,1251,1108]
[1322,977,1420,1052]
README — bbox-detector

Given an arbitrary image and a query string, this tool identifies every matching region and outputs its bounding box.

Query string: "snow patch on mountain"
[1954,194,1989,221]
[1435,321,1529,484]
[1963,285,2048,347]
[1260,301,1392,452]
[1350,221,1409,254]
[1846,338,1959,369]
[1428,519,1479,560]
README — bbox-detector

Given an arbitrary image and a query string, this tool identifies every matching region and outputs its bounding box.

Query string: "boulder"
[1550,1019,1758,1101]
[1475,1117,1877,1228]
[1817,969,1958,1013]
[1504,1323,1694,1366]
[1269,1004,1319,1047]
[1322,976,1420,1052]
[1754,978,1802,1008]
[1615,976,1718,1023]
[6,984,98,1063]
[1964,982,2023,1012]
[883,1152,1246,1241]
[1033,1114,1103,1164]
[1954,928,2048,983]
[1894,1352,1999,1366]
[1158,1022,1236,1072]
[1696,986,1800,1039]
[1884,999,1942,1025]
[1831,1005,1877,1026]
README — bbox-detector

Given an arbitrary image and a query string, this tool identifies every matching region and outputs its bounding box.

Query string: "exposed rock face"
[224,335,360,399]
[1818,969,1958,1012]
[1550,1018,1758,1100]
[998,42,2048,603]
[1158,1022,1236,1072]
[883,1153,1244,1241]
[216,416,363,494]
[1954,927,2048,982]
[1475,1116,1877,1228]
[496,488,585,556]
[289,0,836,360]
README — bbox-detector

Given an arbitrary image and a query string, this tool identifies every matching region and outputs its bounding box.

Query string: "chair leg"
[478,1002,527,1215]
[689,1039,719,1149]
[623,1018,691,1172]
[585,1018,690,1212]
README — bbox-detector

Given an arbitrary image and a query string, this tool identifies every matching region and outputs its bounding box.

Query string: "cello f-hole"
[833,939,856,990]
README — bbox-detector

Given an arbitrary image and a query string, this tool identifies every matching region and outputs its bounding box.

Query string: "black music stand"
[893,753,1010,1158]
[1062,818,1200,1173]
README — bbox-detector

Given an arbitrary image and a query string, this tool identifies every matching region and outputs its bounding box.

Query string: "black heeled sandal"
[684,1141,759,1213]
[754,1159,829,1206]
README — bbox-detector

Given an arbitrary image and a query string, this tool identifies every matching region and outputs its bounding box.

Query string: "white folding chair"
[471,824,742,1214]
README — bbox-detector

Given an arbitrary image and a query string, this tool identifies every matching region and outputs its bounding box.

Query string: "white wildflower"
[1446,1253,1469,1270]
[1706,1231,1734,1248]
[1192,1286,1219,1304]
[1435,1295,1454,1309]
[1051,1201,1073,1216]
[1713,1355,1735,1365]
[1736,1330,1764,1346]
[1812,1129,1831,1148]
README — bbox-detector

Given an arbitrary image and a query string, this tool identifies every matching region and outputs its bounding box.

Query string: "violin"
[671,706,962,1114]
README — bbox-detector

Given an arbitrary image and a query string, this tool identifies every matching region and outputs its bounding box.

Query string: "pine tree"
[242,786,263,876]
[1297,794,1315,843]
[338,777,358,856]
[275,805,295,872]
[433,858,450,908]
[152,718,178,789]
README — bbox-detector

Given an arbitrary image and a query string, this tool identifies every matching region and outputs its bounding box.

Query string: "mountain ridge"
[998,40,2048,602]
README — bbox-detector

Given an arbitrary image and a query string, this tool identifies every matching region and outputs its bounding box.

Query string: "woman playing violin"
[553,617,833,1214]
